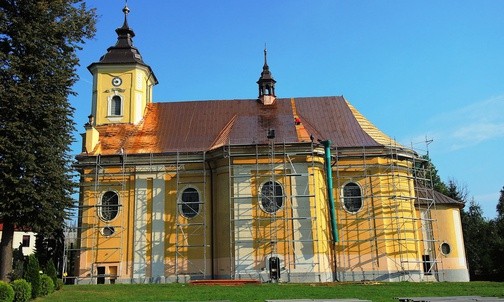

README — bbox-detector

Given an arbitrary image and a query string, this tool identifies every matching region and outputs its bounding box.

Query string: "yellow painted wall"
[333,156,422,278]
[88,64,155,126]
[421,205,468,271]
[163,161,212,276]
[77,148,467,282]
[78,166,134,280]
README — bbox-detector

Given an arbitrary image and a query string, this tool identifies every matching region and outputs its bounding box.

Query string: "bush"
[55,279,64,291]
[39,274,54,296]
[0,281,14,302]
[23,255,40,298]
[10,279,31,302]
[45,259,58,286]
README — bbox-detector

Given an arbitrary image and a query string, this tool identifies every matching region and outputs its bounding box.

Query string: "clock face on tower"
[112,77,122,87]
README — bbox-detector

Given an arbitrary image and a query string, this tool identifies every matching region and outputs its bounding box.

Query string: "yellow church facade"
[72,6,469,284]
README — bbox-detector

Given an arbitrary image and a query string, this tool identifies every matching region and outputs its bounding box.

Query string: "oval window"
[100,191,119,221]
[441,242,451,255]
[260,181,284,214]
[180,188,200,218]
[101,226,115,237]
[342,182,363,213]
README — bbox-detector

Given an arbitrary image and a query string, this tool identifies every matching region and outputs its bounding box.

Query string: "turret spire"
[263,47,268,68]
[257,47,276,105]
[92,4,147,64]
[122,2,130,28]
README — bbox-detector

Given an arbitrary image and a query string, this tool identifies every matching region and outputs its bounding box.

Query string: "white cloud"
[452,122,504,143]
[404,94,504,152]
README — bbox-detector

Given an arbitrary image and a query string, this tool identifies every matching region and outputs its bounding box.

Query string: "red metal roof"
[88,96,388,156]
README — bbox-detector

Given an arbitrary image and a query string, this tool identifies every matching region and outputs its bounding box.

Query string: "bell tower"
[257,48,276,105]
[87,4,158,126]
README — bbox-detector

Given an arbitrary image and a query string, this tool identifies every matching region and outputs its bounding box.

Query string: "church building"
[73,6,469,284]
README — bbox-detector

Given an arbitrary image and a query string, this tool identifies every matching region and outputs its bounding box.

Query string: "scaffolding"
[67,151,209,284]
[66,137,440,283]
[65,154,127,284]
[174,151,208,281]
[227,140,325,282]
[226,137,440,282]
[334,141,440,282]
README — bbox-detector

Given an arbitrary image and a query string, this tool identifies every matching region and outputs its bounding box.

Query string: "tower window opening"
[110,95,122,116]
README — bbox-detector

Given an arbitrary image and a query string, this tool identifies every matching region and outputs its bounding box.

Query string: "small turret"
[257,48,276,105]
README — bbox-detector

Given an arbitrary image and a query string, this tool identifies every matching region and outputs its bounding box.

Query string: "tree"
[8,242,25,281]
[445,179,468,203]
[496,186,504,218]
[421,154,448,195]
[0,1,96,281]
[45,259,58,286]
[492,186,504,280]
[461,199,492,279]
[24,254,40,299]
[34,228,65,274]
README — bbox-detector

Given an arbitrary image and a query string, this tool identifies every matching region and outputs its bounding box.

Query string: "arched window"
[180,188,200,218]
[342,182,363,213]
[110,95,121,116]
[100,191,119,221]
[260,181,284,213]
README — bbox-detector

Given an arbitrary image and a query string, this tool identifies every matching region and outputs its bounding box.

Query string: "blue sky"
[71,0,504,218]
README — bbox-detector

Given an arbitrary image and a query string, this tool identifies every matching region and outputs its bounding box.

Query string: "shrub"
[9,244,25,282]
[23,254,40,298]
[39,275,54,297]
[8,260,24,282]
[0,281,14,302]
[45,259,58,286]
[55,279,64,291]
[10,279,31,302]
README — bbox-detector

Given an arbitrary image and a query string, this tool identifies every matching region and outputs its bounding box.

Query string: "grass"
[36,281,504,302]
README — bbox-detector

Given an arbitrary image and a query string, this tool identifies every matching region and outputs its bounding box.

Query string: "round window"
[180,188,200,218]
[101,226,115,236]
[100,191,119,221]
[260,181,284,214]
[342,182,363,213]
[440,242,451,255]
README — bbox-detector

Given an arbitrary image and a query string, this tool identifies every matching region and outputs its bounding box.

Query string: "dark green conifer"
[0,1,96,280]
[24,255,40,298]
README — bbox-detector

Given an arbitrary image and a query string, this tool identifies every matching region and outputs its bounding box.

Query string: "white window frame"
[107,93,124,119]
[259,180,285,214]
[99,190,120,222]
[341,181,364,214]
[178,186,201,219]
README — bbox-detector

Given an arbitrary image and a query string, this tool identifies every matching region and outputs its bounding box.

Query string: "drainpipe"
[321,140,339,242]
[206,159,215,280]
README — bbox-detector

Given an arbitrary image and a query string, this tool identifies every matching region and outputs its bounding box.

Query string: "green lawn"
[36,282,504,302]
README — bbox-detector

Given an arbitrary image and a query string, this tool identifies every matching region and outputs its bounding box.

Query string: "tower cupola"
[86,4,158,127]
[96,4,146,65]
[257,48,276,105]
